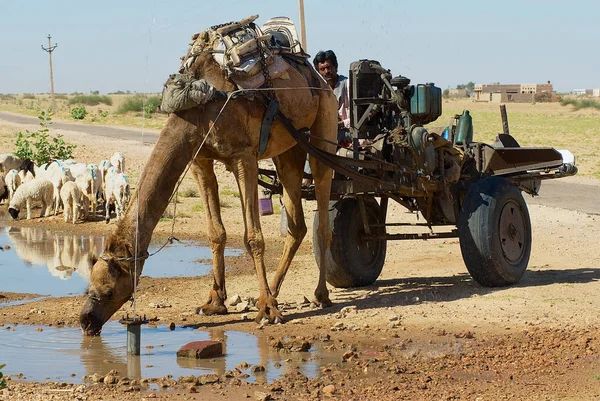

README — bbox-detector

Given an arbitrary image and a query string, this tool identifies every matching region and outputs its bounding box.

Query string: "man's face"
[317,60,337,86]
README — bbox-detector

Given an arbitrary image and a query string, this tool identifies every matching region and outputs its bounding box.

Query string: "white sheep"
[0,154,22,175]
[4,169,22,202]
[105,170,130,222]
[98,159,112,202]
[62,160,87,179]
[60,181,85,224]
[8,179,55,220]
[33,161,75,215]
[75,164,102,219]
[110,152,125,174]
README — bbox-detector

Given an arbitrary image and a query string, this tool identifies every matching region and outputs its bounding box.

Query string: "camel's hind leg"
[232,153,282,323]
[307,100,337,307]
[191,159,228,316]
[269,145,307,297]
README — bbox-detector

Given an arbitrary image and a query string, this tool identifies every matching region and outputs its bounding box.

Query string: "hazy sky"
[1,0,598,94]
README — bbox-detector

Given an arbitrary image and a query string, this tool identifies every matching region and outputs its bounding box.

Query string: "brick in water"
[177,341,223,359]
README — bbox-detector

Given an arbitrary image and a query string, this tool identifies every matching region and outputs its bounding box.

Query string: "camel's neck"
[111,116,202,256]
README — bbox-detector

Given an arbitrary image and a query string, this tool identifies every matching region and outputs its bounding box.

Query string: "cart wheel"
[458,177,531,287]
[313,197,387,288]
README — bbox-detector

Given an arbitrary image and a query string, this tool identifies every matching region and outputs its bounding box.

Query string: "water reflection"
[0,322,339,383]
[0,226,242,297]
[5,226,102,281]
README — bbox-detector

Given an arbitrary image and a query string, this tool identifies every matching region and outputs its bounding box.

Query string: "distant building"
[572,89,592,95]
[474,83,554,102]
[448,88,468,98]
[594,89,600,97]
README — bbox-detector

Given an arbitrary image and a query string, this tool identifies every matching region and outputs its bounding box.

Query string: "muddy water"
[0,322,338,383]
[0,226,242,297]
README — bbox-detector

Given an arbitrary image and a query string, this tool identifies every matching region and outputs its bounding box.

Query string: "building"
[474,83,554,102]
[448,88,468,98]
[594,89,600,97]
[572,89,594,96]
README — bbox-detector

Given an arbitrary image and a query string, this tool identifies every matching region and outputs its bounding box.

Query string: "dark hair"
[313,50,338,69]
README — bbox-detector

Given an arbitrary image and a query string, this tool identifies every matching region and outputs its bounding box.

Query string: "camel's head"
[79,254,135,336]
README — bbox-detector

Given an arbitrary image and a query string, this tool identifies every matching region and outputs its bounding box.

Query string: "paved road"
[1,111,597,215]
[0,111,159,143]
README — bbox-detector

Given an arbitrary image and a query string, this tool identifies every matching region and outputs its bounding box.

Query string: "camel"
[79,17,338,336]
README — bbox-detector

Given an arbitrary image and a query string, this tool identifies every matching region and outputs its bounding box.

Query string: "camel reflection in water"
[5,226,102,281]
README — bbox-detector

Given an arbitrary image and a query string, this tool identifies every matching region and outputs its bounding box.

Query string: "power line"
[41,34,58,107]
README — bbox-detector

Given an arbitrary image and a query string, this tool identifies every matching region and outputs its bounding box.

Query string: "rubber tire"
[313,197,387,288]
[458,177,531,287]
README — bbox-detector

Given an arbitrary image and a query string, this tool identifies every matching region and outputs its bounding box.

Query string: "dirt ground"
[1,119,600,400]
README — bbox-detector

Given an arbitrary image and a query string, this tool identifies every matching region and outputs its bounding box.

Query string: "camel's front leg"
[191,160,228,316]
[232,154,282,323]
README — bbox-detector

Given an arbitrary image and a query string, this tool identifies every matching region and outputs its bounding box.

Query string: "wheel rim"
[498,199,527,263]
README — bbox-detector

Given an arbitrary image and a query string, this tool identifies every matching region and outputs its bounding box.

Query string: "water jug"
[259,189,273,216]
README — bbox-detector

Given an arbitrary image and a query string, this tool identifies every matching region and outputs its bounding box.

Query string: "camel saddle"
[180,15,310,89]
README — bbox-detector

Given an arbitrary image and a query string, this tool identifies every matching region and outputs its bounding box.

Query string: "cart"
[258,59,577,289]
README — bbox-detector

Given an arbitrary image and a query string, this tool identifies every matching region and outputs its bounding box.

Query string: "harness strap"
[259,98,279,157]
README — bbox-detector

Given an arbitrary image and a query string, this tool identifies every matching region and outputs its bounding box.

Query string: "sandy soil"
[1,120,600,400]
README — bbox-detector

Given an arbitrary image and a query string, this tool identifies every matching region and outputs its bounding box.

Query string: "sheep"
[0,175,7,204]
[75,164,102,219]
[110,152,125,174]
[4,169,21,202]
[31,160,75,215]
[98,159,112,202]
[8,179,55,220]
[60,181,85,224]
[62,160,87,179]
[0,154,22,175]
[105,170,130,223]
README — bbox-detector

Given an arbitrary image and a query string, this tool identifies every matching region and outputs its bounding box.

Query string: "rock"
[197,373,220,385]
[104,375,118,385]
[236,362,250,370]
[251,365,265,374]
[177,341,223,359]
[227,294,242,307]
[340,306,357,314]
[254,391,272,401]
[168,322,176,331]
[322,384,336,396]
[236,301,250,312]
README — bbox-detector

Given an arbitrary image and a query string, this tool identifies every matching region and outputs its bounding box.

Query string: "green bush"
[70,106,87,120]
[560,98,600,111]
[54,94,68,100]
[22,93,36,100]
[67,94,113,106]
[0,363,7,389]
[14,109,77,165]
[118,95,162,117]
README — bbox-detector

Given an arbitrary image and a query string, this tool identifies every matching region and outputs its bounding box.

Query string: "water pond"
[0,226,242,297]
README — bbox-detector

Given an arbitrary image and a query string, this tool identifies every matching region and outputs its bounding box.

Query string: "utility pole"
[298,0,307,51]
[41,34,58,107]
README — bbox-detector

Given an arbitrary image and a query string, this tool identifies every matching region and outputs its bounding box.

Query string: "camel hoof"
[311,298,333,309]
[197,304,227,316]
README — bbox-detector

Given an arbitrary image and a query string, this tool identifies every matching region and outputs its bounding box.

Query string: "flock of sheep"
[0,152,130,224]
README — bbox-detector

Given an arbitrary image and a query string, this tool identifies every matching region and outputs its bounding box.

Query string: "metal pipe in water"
[127,322,141,356]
